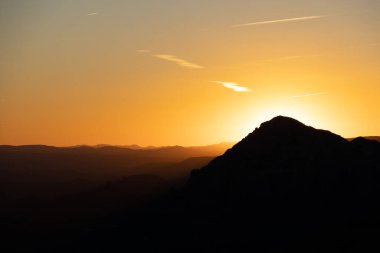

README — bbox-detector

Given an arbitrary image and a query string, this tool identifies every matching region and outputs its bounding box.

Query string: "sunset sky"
[1,0,380,146]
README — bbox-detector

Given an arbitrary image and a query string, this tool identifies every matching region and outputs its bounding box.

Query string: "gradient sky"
[1,0,380,146]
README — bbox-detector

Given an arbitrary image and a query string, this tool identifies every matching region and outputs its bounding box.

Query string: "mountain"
[2,117,380,252]
[348,136,380,142]
[176,116,380,251]
[56,116,380,253]
[185,116,380,212]
[0,143,228,198]
[0,142,232,160]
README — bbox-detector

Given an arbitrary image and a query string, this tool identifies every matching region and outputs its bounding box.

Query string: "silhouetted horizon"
[0,141,236,149]
[2,136,379,148]
[2,116,380,252]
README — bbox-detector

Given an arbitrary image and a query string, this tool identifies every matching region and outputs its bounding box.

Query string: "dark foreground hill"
[2,117,380,252]
[178,117,380,251]
[185,116,380,216]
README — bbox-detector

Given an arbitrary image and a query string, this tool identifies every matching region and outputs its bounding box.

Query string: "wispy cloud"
[254,54,320,67]
[288,92,326,99]
[137,50,204,70]
[212,81,251,92]
[87,12,99,16]
[153,54,204,69]
[233,15,326,28]
[137,49,151,53]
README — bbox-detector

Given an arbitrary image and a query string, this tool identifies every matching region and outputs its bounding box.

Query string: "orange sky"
[1,0,380,146]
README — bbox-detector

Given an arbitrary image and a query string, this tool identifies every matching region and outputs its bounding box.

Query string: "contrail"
[153,54,204,70]
[233,15,326,28]
[288,92,326,99]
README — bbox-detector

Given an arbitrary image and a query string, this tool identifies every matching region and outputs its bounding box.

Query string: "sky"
[1,0,380,146]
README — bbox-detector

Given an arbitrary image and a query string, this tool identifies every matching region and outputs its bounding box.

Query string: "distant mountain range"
[347,136,380,142]
[0,142,231,199]
[0,142,233,162]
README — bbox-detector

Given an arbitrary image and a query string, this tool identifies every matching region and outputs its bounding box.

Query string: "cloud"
[87,12,99,16]
[153,54,204,69]
[137,50,204,69]
[288,92,326,99]
[232,15,326,28]
[212,81,251,92]
[254,54,320,67]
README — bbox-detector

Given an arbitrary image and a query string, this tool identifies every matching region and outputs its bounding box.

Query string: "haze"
[1,0,380,146]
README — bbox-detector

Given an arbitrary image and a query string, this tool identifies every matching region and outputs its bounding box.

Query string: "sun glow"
[256,105,312,126]
[238,100,323,138]
[1,1,379,146]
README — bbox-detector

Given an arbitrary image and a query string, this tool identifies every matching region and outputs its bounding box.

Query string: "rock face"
[184,116,380,225]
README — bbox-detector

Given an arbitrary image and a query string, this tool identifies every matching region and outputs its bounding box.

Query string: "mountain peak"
[252,115,309,137]
[260,115,306,129]
[231,116,347,155]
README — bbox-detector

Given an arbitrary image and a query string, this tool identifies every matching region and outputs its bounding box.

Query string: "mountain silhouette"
[2,116,380,252]
[67,116,378,253]
[165,116,380,252]
[0,143,228,199]
[348,136,380,142]
[185,116,380,215]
